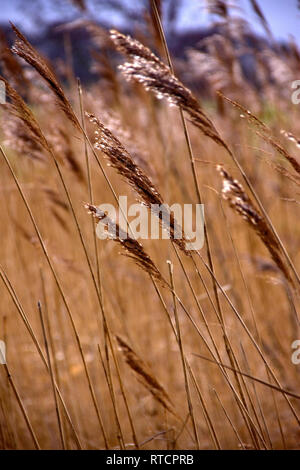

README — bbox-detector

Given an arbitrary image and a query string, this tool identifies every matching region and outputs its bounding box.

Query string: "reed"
[0,2,299,450]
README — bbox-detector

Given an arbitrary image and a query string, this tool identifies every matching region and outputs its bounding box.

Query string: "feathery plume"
[217,91,269,133]
[85,203,167,286]
[257,131,300,175]
[1,113,46,162]
[110,29,163,65]
[116,335,175,415]
[219,92,300,175]
[11,23,80,131]
[87,104,155,177]
[1,76,49,159]
[0,29,29,94]
[110,29,228,151]
[217,165,293,285]
[280,129,300,149]
[87,112,189,254]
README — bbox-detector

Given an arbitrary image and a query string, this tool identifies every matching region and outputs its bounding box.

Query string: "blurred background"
[1,0,299,89]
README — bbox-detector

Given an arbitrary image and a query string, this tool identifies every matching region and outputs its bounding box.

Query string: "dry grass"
[0,3,300,450]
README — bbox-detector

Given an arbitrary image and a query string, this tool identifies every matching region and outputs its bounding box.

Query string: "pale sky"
[0,0,299,44]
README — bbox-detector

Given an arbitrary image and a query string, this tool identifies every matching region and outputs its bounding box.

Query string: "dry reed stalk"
[1,114,47,162]
[280,129,300,148]
[110,29,228,152]
[37,301,66,449]
[171,245,254,437]
[0,146,110,448]
[39,270,61,408]
[10,22,125,211]
[114,13,242,403]
[0,29,29,93]
[219,184,297,438]
[167,262,200,449]
[171,246,224,361]
[212,389,245,449]
[151,269,266,449]
[194,250,300,427]
[151,275,268,447]
[11,23,80,131]
[1,82,113,446]
[0,76,50,155]
[110,27,300,290]
[2,72,138,447]
[116,335,175,416]
[87,112,189,254]
[85,203,167,287]
[97,344,125,450]
[78,81,101,288]
[89,105,155,177]
[218,92,300,175]
[147,10,249,425]
[258,130,300,175]
[0,358,41,450]
[239,345,274,449]
[186,364,221,450]
[78,80,117,431]
[260,157,300,188]
[78,85,123,449]
[10,25,143,447]
[217,165,293,286]
[149,0,163,55]
[217,197,274,444]
[193,353,300,400]
[0,265,83,449]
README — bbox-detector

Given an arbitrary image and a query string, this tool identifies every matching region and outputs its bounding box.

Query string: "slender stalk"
[167,261,200,449]
[0,146,109,447]
[37,301,66,449]
[148,7,254,431]
[149,0,224,323]
[151,277,267,448]
[78,79,101,293]
[0,352,40,450]
[195,250,300,426]
[213,389,245,449]
[187,365,221,450]
[0,265,82,449]
[97,344,125,449]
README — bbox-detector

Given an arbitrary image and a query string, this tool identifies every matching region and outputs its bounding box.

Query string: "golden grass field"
[0,0,300,450]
